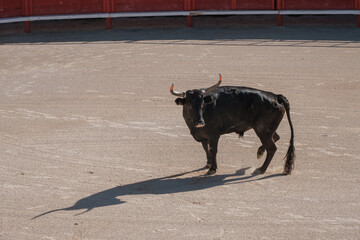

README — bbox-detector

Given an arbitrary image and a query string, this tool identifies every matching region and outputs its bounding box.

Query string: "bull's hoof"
[257,147,265,159]
[252,168,265,176]
[205,169,216,176]
[205,163,211,169]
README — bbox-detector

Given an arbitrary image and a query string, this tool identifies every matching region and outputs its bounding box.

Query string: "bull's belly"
[190,124,251,142]
[220,123,252,136]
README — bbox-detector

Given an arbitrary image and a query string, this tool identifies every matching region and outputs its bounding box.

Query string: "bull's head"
[170,74,222,128]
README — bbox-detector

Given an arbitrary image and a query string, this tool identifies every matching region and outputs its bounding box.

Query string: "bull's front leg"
[201,141,212,168]
[206,137,220,175]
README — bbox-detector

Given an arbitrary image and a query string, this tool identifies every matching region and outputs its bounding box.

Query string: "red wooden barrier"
[277,0,359,26]
[0,0,359,32]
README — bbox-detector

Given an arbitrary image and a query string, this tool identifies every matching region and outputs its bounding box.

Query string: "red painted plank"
[0,0,22,18]
[31,0,103,15]
[194,0,232,10]
[114,0,185,12]
[283,0,355,10]
[194,0,273,10]
[236,0,274,10]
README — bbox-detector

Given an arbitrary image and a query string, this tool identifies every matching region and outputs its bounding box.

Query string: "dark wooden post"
[276,0,283,26]
[185,0,193,27]
[23,0,32,33]
[104,0,114,30]
[356,0,360,27]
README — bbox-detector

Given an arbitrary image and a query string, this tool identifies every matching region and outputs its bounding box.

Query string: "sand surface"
[1,23,360,239]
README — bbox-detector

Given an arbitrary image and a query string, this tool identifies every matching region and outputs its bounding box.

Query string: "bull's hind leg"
[257,132,280,159]
[253,134,277,175]
[253,106,285,175]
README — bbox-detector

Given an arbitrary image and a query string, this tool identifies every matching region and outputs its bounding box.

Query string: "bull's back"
[205,86,281,133]
[212,86,278,112]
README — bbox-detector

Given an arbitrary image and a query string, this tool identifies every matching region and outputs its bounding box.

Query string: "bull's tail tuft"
[277,95,295,175]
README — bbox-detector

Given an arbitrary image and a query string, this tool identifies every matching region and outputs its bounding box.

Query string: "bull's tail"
[32,205,92,220]
[32,208,64,220]
[277,95,295,175]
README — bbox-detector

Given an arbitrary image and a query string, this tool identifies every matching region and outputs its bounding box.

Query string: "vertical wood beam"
[23,0,31,33]
[104,0,113,30]
[356,0,360,27]
[276,0,283,26]
[231,0,237,10]
[185,0,193,28]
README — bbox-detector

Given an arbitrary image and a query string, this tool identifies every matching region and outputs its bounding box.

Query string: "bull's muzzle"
[195,121,205,128]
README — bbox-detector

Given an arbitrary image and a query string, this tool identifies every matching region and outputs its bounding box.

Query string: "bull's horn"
[170,83,185,97]
[204,73,222,95]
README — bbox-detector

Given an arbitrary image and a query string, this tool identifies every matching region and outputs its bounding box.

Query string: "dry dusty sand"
[1,21,360,239]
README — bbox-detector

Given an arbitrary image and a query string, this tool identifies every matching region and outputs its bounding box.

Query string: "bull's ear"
[204,95,214,104]
[175,98,185,105]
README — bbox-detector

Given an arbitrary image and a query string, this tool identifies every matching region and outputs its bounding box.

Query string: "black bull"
[170,77,295,176]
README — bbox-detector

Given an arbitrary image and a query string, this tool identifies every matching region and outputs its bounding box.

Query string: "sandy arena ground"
[1,19,360,239]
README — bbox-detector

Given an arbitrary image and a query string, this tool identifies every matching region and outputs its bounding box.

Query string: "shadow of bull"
[32,167,282,219]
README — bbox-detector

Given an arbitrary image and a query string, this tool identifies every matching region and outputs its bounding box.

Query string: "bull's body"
[184,86,281,142]
[171,77,295,175]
